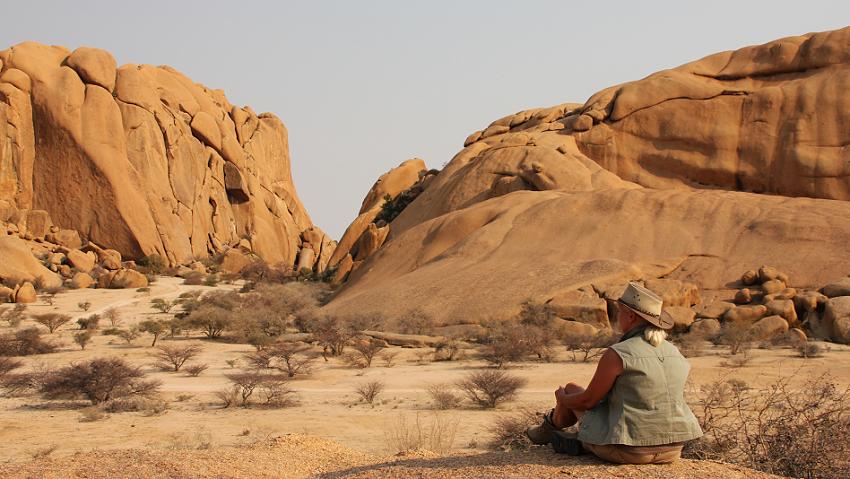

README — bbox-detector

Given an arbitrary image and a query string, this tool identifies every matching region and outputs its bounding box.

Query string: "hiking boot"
[551,430,584,456]
[525,409,559,445]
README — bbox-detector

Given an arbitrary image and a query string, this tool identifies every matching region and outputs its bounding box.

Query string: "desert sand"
[0,279,847,477]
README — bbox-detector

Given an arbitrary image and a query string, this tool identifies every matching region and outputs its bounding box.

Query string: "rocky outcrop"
[323,27,850,328]
[0,42,333,272]
[0,235,61,288]
[328,159,428,276]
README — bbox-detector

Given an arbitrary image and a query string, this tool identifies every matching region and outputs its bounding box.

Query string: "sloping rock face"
[0,42,332,269]
[324,27,850,326]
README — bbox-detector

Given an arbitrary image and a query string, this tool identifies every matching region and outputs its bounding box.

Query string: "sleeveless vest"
[578,327,703,446]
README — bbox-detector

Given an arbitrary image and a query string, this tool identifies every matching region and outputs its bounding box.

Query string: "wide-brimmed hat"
[617,282,674,330]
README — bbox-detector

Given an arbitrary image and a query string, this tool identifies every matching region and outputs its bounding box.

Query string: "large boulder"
[821,277,850,298]
[219,248,252,275]
[689,318,721,337]
[45,229,82,249]
[0,286,13,303]
[663,306,696,333]
[13,282,36,303]
[0,42,331,271]
[822,296,850,344]
[724,305,768,323]
[0,235,62,289]
[104,269,148,289]
[65,249,96,273]
[546,289,609,329]
[749,315,789,341]
[69,272,94,289]
[643,279,700,307]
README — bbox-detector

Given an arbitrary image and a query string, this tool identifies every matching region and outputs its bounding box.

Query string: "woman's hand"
[555,385,569,406]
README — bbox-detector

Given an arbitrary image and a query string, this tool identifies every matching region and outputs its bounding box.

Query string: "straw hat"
[617,282,674,330]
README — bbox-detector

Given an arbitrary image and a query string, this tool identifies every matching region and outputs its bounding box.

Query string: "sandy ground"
[0,434,783,479]
[1,278,848,466]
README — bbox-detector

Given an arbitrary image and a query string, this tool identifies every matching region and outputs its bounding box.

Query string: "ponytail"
[644,326,667,347]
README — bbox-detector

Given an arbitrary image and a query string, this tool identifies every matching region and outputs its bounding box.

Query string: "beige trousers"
[582,442,683,465]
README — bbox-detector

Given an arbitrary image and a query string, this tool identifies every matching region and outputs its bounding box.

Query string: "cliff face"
[324,27,850,326]
[0,42,333,269]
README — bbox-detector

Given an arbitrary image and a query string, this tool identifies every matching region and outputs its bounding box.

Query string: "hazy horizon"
[2,1,847,239]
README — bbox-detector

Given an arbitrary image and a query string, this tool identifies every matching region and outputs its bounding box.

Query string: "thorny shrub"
[455,370,527,409]
[40,357,161,405]
[685,374,850,479]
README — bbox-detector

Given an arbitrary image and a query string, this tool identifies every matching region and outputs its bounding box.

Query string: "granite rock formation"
[324,27,850,335]
[0,42,332,273]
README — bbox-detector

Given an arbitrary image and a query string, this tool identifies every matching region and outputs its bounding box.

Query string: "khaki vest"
[578,328,703,446]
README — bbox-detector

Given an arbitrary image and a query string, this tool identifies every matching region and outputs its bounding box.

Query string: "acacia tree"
[139,320,167,347]
[153,344,203,372]
[32,313,71,334]
[40,357,161,404]
[268,341,316,377]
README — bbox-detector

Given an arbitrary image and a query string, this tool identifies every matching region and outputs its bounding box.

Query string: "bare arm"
[556,348,623,411]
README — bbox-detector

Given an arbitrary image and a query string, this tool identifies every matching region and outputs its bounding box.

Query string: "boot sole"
[551,431,584,456]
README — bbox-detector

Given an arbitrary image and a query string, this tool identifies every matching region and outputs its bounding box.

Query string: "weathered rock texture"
[325,27,850,328]
[0,42,332,271]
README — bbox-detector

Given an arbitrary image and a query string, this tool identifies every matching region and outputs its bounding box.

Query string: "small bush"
[344,339,385,368]
[0,304,27,327]
[489,408,540,451]
[267,341,316,378]
[382,350,400,368]
[182,272,205,285]
[203,274,219,287]
[117,327,142,345]
[185,304,233,339]
[32,313,71,333]
[153,344,203,372]
[150,298,178,314]
[685,374,850,478]
[433,340,461,361]
[244,350,274,369]
[426,383,462,410]
[77,315,101,330]
[798,342,826,358]
[397,309,434,335]
[184,363,209,377]
[74,331,93,350]
[103,308,122,327]
[456,370,527,409]
[101,327,122,336]
[354,380,385,405]
[104,397,168,415]
[225,370,293,407]
[713,321,753,356]
[215,386,240,408]
[383,412,458,454]
[78,407,108,423]
[0,356,23,377]
[137,254,167,275]
[564,331,617,362]
[78,301,92,312]
[40,357,161,405]
[0,327,57,355]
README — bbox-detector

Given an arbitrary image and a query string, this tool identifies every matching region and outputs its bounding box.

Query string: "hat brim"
[617,300,675,330]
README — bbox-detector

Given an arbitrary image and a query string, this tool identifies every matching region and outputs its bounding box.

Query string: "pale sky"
[2,1,847,238]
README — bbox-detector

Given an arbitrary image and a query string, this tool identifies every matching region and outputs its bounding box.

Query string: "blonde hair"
[643,326,667,347]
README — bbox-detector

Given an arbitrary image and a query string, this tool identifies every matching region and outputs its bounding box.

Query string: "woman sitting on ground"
[526,282,703,464]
